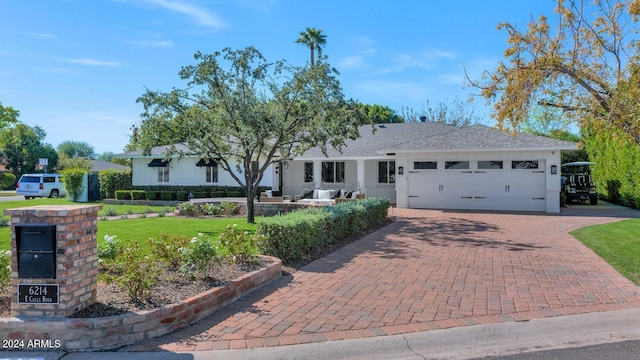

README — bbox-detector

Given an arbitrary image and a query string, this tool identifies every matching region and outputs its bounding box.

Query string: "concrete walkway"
[121,202,640,353]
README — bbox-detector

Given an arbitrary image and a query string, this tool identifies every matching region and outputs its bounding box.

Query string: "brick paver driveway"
[126,202,640,352]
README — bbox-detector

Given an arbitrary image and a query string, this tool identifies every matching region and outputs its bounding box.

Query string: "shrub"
[97,234,122,261]
[176,191,189,201]
[211,191,225,197]
[193,192,208,198]
[200,203,222,216]
[130,190,146,200]
[0,171,16,190]
[103,207,119,216]
[160,191,176,201]
[257,198,390,263]
[221,201,239,216]
[114,190,131,200]
[0,216,10,227]
[219,224,259,263]
[61,168,86,201]
[179,234,221,276]
[100,241,160,302]
[145,190,160,200]
[149,231,192,268]
[0,250,11,291]
[178,201,198,216]
[99,170,131,199]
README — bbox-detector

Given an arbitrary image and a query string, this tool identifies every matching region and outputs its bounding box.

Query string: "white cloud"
[145,0,227,30]
[63,58,124,67]
[338,56,367,71]
[22,32,57,38]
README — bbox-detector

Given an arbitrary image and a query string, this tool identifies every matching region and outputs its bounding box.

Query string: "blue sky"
[0,0,557,154]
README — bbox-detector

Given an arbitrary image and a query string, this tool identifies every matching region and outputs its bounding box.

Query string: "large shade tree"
[132,47,364,223]
[295,27,327,66]
[468,0,640,142]
[0,102,19,129]
[0,124,58,176]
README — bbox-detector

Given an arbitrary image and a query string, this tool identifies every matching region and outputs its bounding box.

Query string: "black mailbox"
[17,225,56,279]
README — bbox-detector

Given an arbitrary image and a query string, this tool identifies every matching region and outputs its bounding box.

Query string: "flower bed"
[0,256,281,351]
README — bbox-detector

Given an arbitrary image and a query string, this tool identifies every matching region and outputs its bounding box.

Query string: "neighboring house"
[90,160,129,172]
[116,143,275,188]
[117,122,577,213]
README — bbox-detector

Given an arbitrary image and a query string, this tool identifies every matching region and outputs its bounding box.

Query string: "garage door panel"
[407,163,547,212]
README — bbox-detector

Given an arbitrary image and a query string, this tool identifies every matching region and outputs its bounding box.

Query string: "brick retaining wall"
[0,256,281,351]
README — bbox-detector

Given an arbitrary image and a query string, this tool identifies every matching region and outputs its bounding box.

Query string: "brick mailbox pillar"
[4,204,102,317]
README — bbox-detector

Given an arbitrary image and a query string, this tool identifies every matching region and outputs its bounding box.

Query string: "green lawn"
[0,198,174,218]
[571,218,640,285]
[0,216,255,252]
[96,217,256,245]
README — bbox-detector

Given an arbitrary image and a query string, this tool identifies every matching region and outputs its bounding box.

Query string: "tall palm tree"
[295,27,326,66]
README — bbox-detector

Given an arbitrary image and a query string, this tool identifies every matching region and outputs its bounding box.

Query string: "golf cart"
[561,162,598,205]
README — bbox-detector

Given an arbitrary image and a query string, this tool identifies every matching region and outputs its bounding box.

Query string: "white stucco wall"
[131,157,273,188]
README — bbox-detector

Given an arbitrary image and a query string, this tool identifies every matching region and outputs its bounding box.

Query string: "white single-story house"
[118,122,577,213]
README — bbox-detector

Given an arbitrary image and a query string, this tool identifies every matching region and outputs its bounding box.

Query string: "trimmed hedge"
[99,170,132,199]
[130,190,146,200]
[146,190,160,200]
[256,198,390,263]
[115,190,132,200]
[176,191,189,201]
[160,190,176,201]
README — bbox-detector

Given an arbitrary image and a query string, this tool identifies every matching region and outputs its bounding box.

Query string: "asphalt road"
[477,339,640,360]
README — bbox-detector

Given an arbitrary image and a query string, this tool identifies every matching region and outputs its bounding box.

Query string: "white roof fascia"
[378,146,578,155]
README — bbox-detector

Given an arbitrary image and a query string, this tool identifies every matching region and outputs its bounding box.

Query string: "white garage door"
[408,160,546,212]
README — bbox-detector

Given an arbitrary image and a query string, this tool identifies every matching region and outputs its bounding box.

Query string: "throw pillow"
[265,190,273,198]
[318,190,332,200]
[345,191,353,199]
[272,190,282,197]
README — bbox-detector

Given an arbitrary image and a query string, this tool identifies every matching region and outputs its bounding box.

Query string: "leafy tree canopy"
[57,140,95,159]
[402,98,483,126]
[0,123,57,176]
[132,46,364,222]
[356,103,403,124]
[0,102,19,129]
[468,0,640,143]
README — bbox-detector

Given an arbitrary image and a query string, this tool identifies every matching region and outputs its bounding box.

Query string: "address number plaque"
[17,284,59,304]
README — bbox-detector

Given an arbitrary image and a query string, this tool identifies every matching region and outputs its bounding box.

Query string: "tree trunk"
[310,44,315,66]
[246,187,256,224]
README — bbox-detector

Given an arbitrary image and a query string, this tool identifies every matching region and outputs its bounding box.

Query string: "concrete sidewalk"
[12,307,640,359]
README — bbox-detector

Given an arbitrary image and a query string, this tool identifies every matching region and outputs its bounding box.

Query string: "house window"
[512,160,539,169]
[304,162,313,183]
[445,161,469,170]
[205,166,218,183]
[414,161,437,170]
[157,167,169,182]
[478,161,503,170]
[378,161,395,184]
[322,161,345,183]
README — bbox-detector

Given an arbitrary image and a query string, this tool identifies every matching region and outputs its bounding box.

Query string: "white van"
[16,174,67,199]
